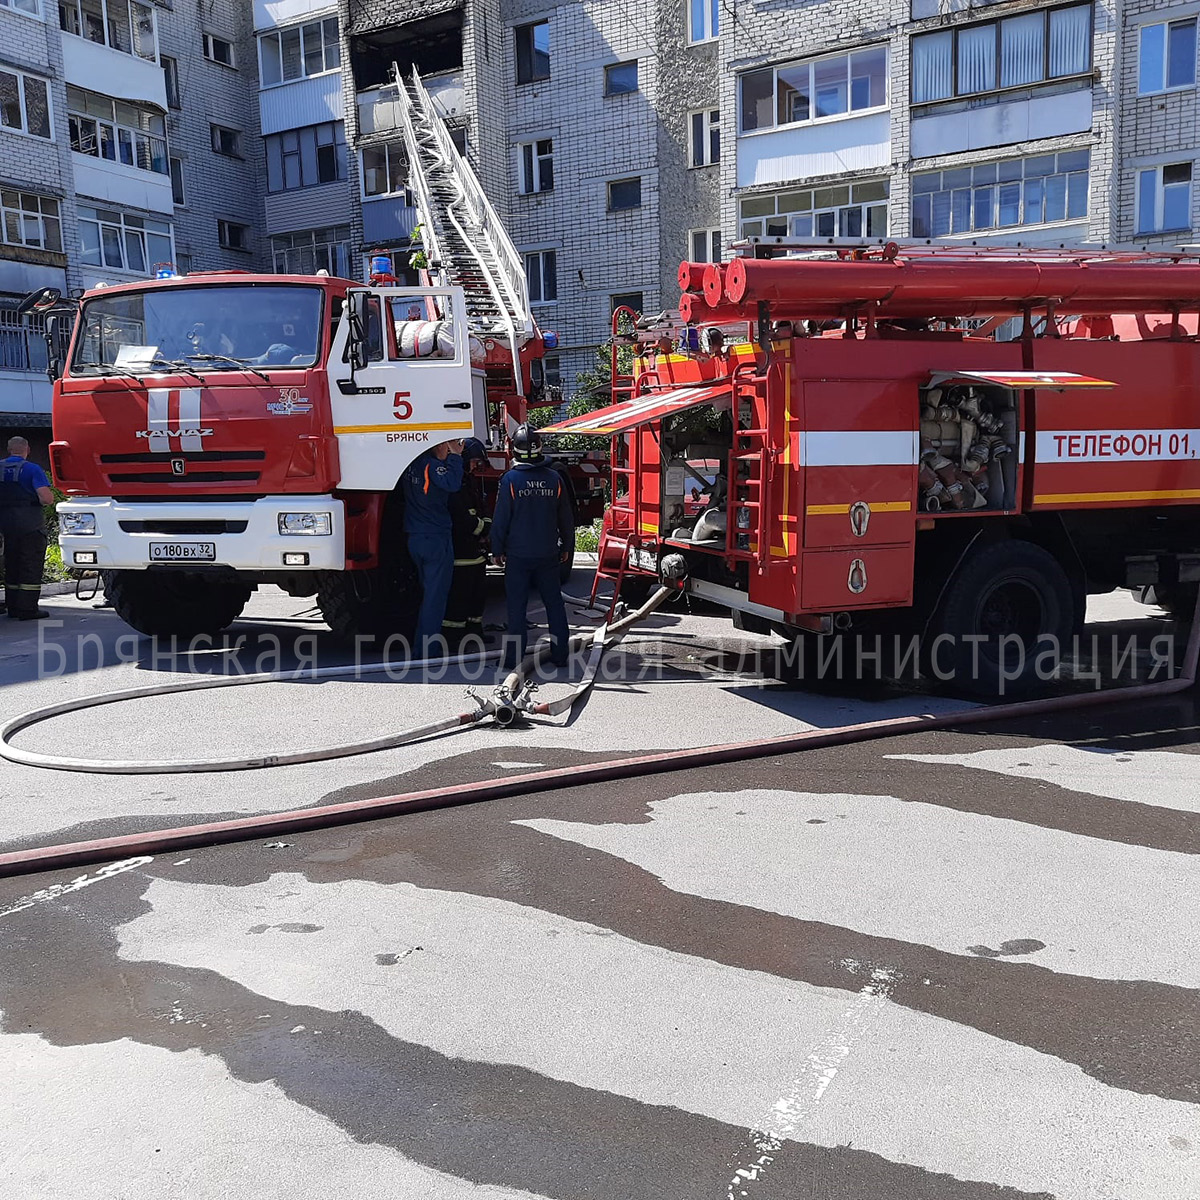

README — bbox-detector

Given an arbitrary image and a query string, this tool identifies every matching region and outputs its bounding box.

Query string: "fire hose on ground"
[0,587,1197,880]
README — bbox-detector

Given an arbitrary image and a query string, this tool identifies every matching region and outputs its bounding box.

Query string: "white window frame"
[688,227,722,263]
[0,190,62,252]
[523,248,557,305]
[273,226,351,276]
[687,0,718,45]
[0,67,53,141]
[1138,18,1198,96]
[202,32,236,68]
[517,138,553,194]
[218,219,250,252]
[58,0,158,62]
[68,86,168,172]
[739,179,890,240]
[1136,162,1193,235]
[0,0,42,20]
[360,141,407,200]
[689,108,719,167]
[740,45,889,134]
[257,16,341,88]
[77,204,175,273]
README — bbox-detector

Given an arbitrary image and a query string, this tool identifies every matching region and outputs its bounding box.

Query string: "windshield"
[71,284,324,374]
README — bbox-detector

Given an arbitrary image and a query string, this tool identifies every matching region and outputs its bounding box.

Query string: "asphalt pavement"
[1,573,1197,1199]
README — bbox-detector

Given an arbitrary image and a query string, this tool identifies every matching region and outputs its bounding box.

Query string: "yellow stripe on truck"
[1034,488,1200,505]
[805,501,912,515]
[334,422,474,435]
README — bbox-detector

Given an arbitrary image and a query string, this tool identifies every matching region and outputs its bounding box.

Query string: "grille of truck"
[117,520,251,535]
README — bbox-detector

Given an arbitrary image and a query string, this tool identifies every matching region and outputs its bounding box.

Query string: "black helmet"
[510,423,543,462]
[461,437,487,466]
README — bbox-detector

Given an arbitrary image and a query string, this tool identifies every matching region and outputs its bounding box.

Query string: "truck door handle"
[444,402,471,409]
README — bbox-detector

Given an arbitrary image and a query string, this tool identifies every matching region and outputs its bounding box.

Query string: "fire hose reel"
[849,501,871,538]
[847,558,868,594]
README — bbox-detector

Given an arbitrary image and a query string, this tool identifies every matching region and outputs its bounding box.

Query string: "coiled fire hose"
[0,587,672,776]
[0,588,1196,880]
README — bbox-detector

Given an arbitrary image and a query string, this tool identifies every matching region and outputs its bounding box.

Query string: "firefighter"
[442,438,490,647]
[0,436,54,621]
[490,425,573,669]
[401,439,463,656]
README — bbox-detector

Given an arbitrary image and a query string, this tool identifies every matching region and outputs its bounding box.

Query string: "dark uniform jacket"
[490,459,573,560]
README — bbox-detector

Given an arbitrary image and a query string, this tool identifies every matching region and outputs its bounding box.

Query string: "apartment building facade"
[0,0,264,441]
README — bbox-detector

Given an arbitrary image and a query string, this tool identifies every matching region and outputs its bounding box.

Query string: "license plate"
[149,541,216,561]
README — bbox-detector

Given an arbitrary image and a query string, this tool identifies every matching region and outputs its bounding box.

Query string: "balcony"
[357,69,464,136]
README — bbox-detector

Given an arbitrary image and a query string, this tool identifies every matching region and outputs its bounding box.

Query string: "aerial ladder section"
[394,66,535,405]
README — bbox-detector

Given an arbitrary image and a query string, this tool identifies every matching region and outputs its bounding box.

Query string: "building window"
[912,150,1088,237]
[202,32,235,67]
[210,123,241,158]
[265,122,346,192]
[690,108,719,167]
[611,291,643,314]
[169,157,184,205]
[912,4,1091,104]
[1,0,42,17]
[162,55,181,108]
[1136,163,1192,234]
[0,190,62,252]
[689,228,721,263]
[518,139,553,194]
[688,0,717,44]
[516,21,550,84]
[272,225,351,276]
[740,45,887,133]
[608,177,642,211]
[531,354,562,398]
[1139,19,1197,95]
[0,68,52,140]
[524,250,557,304]
[58,0,157,61]
[218,219,249,252]
[78,204,173,272]
[258,17,340,86]
[605,61,638,95]
[361,142,406,197]
[739,178,889,239]
[68,86,167,172]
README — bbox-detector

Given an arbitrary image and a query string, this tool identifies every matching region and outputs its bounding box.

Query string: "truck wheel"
[106,570,252,638]
[316,566,418,641]
[926,539,1073,696]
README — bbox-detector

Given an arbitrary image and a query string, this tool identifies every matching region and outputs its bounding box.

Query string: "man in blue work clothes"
[0,436,54,621]
[491,425,574,669]
[402,438,463,657]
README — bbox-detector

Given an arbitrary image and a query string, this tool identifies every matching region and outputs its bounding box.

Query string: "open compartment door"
[541,383,732,435]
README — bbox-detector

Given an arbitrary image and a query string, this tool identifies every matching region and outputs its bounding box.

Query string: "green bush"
[575,517,603,553]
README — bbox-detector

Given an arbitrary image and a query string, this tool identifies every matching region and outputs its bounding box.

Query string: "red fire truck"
[43,270,603,638]
[546,243,1200,694]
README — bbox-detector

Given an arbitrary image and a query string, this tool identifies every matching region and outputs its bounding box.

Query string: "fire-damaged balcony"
[357,70,465,136]
[347,1,464,91]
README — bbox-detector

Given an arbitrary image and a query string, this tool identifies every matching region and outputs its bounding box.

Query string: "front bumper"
[58,496,346,571]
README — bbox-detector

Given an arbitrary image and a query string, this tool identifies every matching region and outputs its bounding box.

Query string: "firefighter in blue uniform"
[442,438,491,647]
[490,425,574,669]
[401,438,463,655]
[0,436,54,621]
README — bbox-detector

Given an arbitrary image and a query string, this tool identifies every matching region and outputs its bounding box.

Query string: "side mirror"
[347,290,371,373]
[44,313,67,381]
[18,286,61,316]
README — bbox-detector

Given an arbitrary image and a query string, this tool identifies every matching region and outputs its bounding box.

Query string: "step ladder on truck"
[543,241,1200,695]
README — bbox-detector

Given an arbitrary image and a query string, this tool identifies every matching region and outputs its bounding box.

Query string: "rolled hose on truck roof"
[0,587,1197,881]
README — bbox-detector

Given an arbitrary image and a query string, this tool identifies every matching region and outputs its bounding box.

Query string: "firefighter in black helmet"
[442,437,490,647]
[490,424,574,669]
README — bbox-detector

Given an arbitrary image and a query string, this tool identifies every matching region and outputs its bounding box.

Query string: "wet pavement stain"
[0,873,1048,1200]
[967,940,1047,959]
[246,923,323,935]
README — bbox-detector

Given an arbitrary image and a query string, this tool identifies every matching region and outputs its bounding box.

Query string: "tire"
[107,570,252,638]
[316,565,419,641]
[925,539,1073,697]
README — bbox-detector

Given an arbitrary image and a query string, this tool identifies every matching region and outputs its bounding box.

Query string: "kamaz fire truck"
[545,243,1200,694]
[41,71,604,641]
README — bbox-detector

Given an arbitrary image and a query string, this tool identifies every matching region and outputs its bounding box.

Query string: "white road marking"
[888,745,1200,815]
[0,856,152,921]
[116,872,1200,1199]
[523,790,1200,987]
[725,967,896,1199]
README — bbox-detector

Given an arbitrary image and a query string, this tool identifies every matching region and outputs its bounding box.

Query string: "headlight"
[62,512,96,535]
[278,512,333,536]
